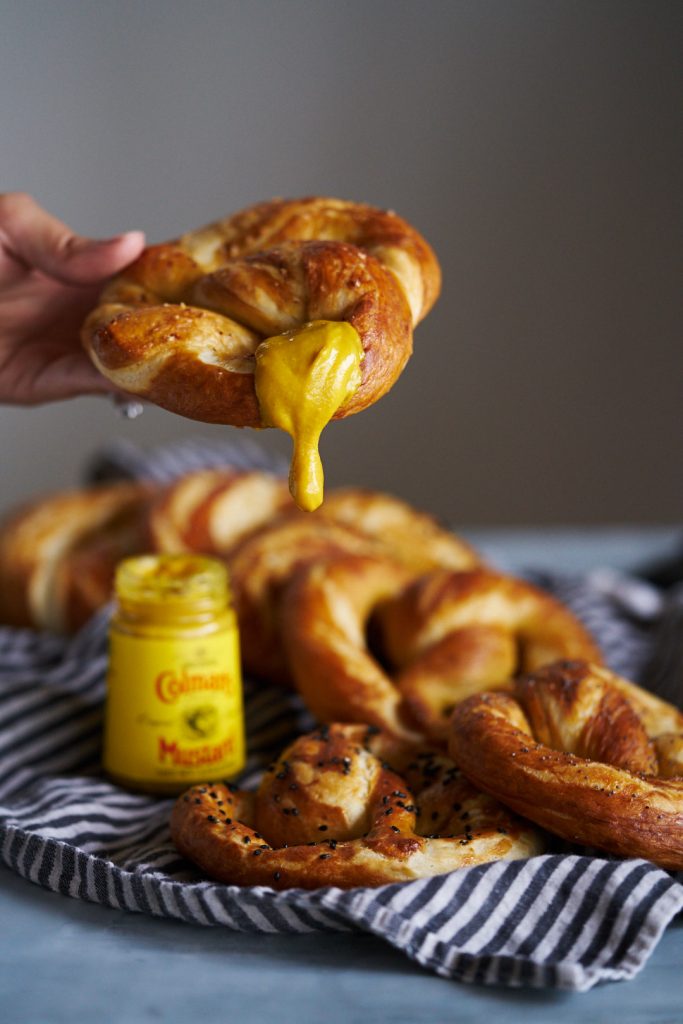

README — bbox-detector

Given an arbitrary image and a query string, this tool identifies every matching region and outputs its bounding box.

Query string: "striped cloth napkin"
[1,438,681,992]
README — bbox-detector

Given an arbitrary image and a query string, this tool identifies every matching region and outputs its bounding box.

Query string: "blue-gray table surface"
[2,526,682,1024]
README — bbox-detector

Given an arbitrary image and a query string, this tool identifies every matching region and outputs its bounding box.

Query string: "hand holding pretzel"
[81,196,440,426]
[0,193,144,403]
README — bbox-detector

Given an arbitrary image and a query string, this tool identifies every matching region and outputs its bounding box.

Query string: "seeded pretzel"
[81,197,441,426]
[449,660,683,869]
[170,724,544,889]
[281,557,600,742]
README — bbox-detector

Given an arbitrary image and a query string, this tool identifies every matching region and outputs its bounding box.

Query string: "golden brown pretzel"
[81,197,440,427]
[282,557,600,742]
[170,724,544,889]
[148,468,294,554]
[0,482,156,632]
[228,493,480,684]
[449,660,683,869]
[227,516,390,684]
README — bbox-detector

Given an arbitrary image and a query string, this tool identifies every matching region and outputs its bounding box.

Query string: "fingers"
[2,348,121,405]
[0,192,145,285]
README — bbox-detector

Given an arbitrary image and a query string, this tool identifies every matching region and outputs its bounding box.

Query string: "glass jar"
[103,554,245,794]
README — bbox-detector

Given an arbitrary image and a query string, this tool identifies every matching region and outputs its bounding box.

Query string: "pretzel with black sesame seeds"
[170,723,544,889]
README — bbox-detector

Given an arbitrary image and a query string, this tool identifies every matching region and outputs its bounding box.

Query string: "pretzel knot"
[170,724,544,889]
[281,556,601,743]
[81,197,440,428]
[449,660,683,869]
[227,493,480,685]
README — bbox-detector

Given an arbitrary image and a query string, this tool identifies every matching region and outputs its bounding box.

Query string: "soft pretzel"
[314,488,480,573]
[227,495,480,684]
[170,723,544,889]
[449,660,683,869]
[81,197,439,425]
[148,467,294,554]
[0,482,155,632]
[227,516,390,684]
[281,557,601,743]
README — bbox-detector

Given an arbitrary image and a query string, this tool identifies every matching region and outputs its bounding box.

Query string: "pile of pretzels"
[2,465,681,886]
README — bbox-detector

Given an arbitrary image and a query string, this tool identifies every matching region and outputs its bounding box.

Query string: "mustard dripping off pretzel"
[254,320,363,511]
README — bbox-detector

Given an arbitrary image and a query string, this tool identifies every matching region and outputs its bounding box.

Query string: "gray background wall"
[1,0,681,525]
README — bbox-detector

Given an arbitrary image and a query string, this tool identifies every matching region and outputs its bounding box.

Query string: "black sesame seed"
[319,853,331,860]
[273,872,281,881]
[390,826,400,833]
[318,825,328,832]
[242,836,251,844]
[206,815,217,823]
[193,798,201,805]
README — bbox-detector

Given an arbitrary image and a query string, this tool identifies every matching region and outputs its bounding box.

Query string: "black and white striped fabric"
[1,438,682,992]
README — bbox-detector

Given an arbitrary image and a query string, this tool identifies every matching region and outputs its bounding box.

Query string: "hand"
[0,192,145,404]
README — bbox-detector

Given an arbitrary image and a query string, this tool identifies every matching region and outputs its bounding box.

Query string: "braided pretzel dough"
[170,724,544,889]
[0,482,155,632]
[281,557,600,742]
[148,468,293,554]
[449,660,683,869]
[81,197,440,427]
[228,495,479,685]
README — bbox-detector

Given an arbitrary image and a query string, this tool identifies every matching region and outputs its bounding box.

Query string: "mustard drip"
[254,320,363,511]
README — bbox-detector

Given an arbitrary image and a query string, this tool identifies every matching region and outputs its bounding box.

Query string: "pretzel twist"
[170,724,544,889]
[449,660,683,869]
[0,482,156,633]
[81,197,440,426]
[281,557,600,742]
[226,493,480,684]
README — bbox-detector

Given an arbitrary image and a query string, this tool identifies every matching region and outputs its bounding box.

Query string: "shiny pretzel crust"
[170,724,544,889]
[282,557,602,743]
[81,198,441,426]
[449,660,683,870]
[0,482,155,632]
[226,490,480,685]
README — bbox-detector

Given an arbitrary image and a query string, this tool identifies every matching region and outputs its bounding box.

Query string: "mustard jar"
[103,554,245,794]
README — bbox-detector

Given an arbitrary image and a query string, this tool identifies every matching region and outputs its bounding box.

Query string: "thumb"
[0,192,145,285]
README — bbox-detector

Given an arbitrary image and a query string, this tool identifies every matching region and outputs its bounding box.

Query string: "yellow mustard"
[254,319,363,511]
[103,554,245,794]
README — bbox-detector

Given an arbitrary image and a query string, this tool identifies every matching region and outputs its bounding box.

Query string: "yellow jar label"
[104,625,245,791]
